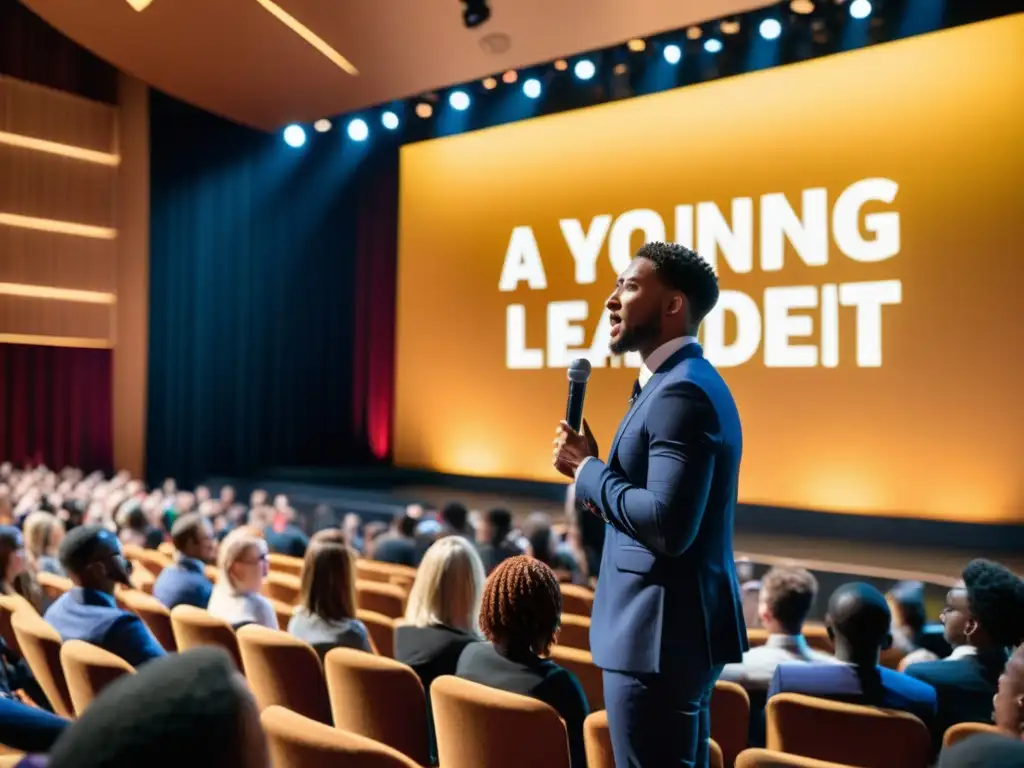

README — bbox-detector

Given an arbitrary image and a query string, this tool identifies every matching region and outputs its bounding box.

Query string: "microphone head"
[567,358,592,383]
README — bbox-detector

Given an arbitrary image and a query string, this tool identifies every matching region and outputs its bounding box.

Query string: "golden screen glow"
[395,17,1024,524]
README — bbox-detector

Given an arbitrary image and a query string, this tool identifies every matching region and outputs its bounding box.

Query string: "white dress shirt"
[720,633,839,691]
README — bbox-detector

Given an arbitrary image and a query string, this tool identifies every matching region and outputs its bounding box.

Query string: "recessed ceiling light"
[627,39,646,52]
[686,26,703,40]
[125,0,154,11]
[482,77,498,90]
[313,119,332,133]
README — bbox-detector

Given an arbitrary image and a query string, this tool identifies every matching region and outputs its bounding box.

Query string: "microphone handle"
[566,380,587,433]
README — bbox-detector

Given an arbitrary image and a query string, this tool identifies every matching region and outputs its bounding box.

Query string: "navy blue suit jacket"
[575,343,747,676]
[43,588,167,668]
[152,557,214,610]
[769,662,938,726]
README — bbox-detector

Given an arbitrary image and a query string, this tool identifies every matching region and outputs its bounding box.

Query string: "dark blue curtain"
[147,91,399,487]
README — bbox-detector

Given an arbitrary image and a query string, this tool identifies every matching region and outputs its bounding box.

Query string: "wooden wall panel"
[0,227,116,292]
[0,144,117,226]
[0,75,117,152]
[0,294,112,342]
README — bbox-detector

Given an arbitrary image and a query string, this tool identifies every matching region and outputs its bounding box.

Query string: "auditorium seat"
[127,564,156,595]
[766,693,931,768]
[712,679,751,768]
[942,721,1003,749]
[261,705,420,768]
[157,542,176,558]
[262,572,301,605]
[801,624,832,654]
[549,645,603,710]
[11,609,74,718]
[36,572,73,602]
[431,675,570,768]
[269,598,295,631]
[736,748,857,767]
[747,627,769,648]
[237,625,332,725]
[356,581,407,620]
[118,589,177,651]
[559,584,594,617]
[60,639,135,716]
[357,610,395,657]
[356,560,418,587]
[584,710,725,768]
[130,548,173,578]
[324,647,429,765]
[169,605,243,671]
[0,593,36,656]
[268,553,304,577]
[557,613,590,651]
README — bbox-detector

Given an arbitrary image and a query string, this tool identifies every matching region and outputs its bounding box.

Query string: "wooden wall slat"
[0,143,116,226]
[0,227,116,293]
[0,75,117,153]
[0,294,112,341]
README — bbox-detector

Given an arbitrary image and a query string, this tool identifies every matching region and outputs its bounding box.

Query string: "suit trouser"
[603,664,723,768]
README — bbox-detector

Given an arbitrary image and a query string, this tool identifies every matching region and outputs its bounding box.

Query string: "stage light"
[686,26,703,40]
[613,63,628,76]
[482,76,498,90]
[663,44,682,64]
[574,59,596,80]
[790,0,814,14]
[502,69,518,84]
[720,19,741,35]
[313,119,332,133]
[523,78,542,99]
[760,18,782,40]
[850,0,872,19]
[381,111,399,130]
[347,118,368,141]
[282,124,306,148]
[553,59,568,72]
[449,90,471,111]
[704,38,723,53]
[415,102,433,119]
[627,38,646,52]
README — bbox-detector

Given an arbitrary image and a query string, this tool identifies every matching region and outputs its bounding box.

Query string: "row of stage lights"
[282,0,874,148]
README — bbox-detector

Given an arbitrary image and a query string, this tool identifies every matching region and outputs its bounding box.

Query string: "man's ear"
[665,293,685,317]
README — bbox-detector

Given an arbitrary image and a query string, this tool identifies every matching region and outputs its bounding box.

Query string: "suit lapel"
[607,343,704,462]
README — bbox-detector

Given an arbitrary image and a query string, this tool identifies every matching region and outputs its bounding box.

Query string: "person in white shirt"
[206,527,277,630]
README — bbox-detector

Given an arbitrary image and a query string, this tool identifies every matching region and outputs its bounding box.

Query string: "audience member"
[937,733,1024,767]
[887,580,940,669]
[457,556,589,768]
[0,525,45,612]
[475,508,521,574]
[40,647,269,768]
[995,643,1024,740]
[440,502,473,539]
[152,513,216,610]
[769,582,937,726]
[373,512,419,567]
[207,527,277,630]
[43,525,166,667]
[524,513,579,583]
[396,537,485,762]
[22,511,66,576]
[905,559,1024,749]
[0,696,69,754]
[261,503,309,559]
[341,512,364,553]
[288,530,371,657]
[117,503,164,550]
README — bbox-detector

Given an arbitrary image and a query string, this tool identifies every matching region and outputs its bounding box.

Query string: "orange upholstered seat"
[431,674,570,768]
[556,613,590,651]
[711,679,751,768]
[0,593,36,656]
[324,647,429,765]
[559,584,594,617]
[262,571,301,605]
[11,609,74,717]
[268,553,304,577]
[357,609,395,657]
[767,693,931,768]
[548,645,603,710]
[261,704,420,768]
[130,548,173,578]
[356,559,418,586]
[169,605,243,670]
[236,624,331,724]
[35,572,73,602]
[736,748,858,767]
[942,721,1002,748]
[59,639,135,715]
[356,580,407,620]
[118,589,177,651]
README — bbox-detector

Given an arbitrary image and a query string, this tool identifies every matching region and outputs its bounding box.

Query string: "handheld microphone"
[565,358,592,433]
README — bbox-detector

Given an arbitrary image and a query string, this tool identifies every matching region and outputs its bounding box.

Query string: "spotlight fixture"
[381,111,399,130]
[849,0,872,19]
[613,63,628,76]
[686,26,703,40]
[460,0,490,28]
[663,44,682,64]
[415,102,433,119]
[759,18,783,40]
[282,124,306,148]
[313,119,332,133]
[553,59,568,72]
[449,90,471,111]
[720,19,741,35]
[523,78,542,99]
[790,0,815,14]
[347,118,368,141]
[574,59,596,81]
[627,38,646,52]
[482,76,498,90]
[704,38,723,54]
[502,69,518,84]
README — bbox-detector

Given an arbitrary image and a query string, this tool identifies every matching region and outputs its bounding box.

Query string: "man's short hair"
[636,241,719,325]
[395,513,418,538]
[441,502,469,532]
[887,580,928,633]
[59,525,115,576]
[760,565,818,634]
[171,513,209,553]
[962,558,1024,648]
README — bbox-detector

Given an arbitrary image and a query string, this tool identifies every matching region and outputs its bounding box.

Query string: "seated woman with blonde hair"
[288,529,371,657]
[206,527,277,629]
[23,510,66,576]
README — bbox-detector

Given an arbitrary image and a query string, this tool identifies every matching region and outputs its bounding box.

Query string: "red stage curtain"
[352,152,399,461]
[0,344,113,472]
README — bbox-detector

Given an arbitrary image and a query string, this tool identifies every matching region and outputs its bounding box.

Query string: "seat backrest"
[356,609,395,657]
[128,564,156,595]
[557,613,590,651]
[132,549,173,577]
[802,624,832,654]
[236,624,332,725]
[119,589,177,651]
[268,553,304,577]
[942,721,1002,749]
[261,572,302,605]
[0,593,36,656]
[157,542,176,558]
[268,598,295,632]
[431,675,570,768]
[261,704,420,768]
[711,679,751,768]
[548,645,603,710]
[11,609,74,717]
[559,584,594,617]
[169,605,243,670]
[767,693,931,768]
[355,581,406,620]
[736,748,858,767]
[324,647,429,765]
[35,572,73,601]
[747,627,769,648]
[356,559,417,586]
[59,639,135,716]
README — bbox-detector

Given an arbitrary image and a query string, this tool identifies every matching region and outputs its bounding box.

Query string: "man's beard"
[609,317,660,356]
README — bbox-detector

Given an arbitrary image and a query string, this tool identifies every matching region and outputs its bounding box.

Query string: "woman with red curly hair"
[456,555,589,768]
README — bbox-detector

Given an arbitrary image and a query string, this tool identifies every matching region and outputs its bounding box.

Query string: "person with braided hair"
[906,558,1024,752]
[456,555,589,768]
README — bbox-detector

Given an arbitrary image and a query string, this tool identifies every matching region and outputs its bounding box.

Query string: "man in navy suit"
[769,583,937,726]
[44,526,166,668]
[152,513,216,609]
[554,242,747,767]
